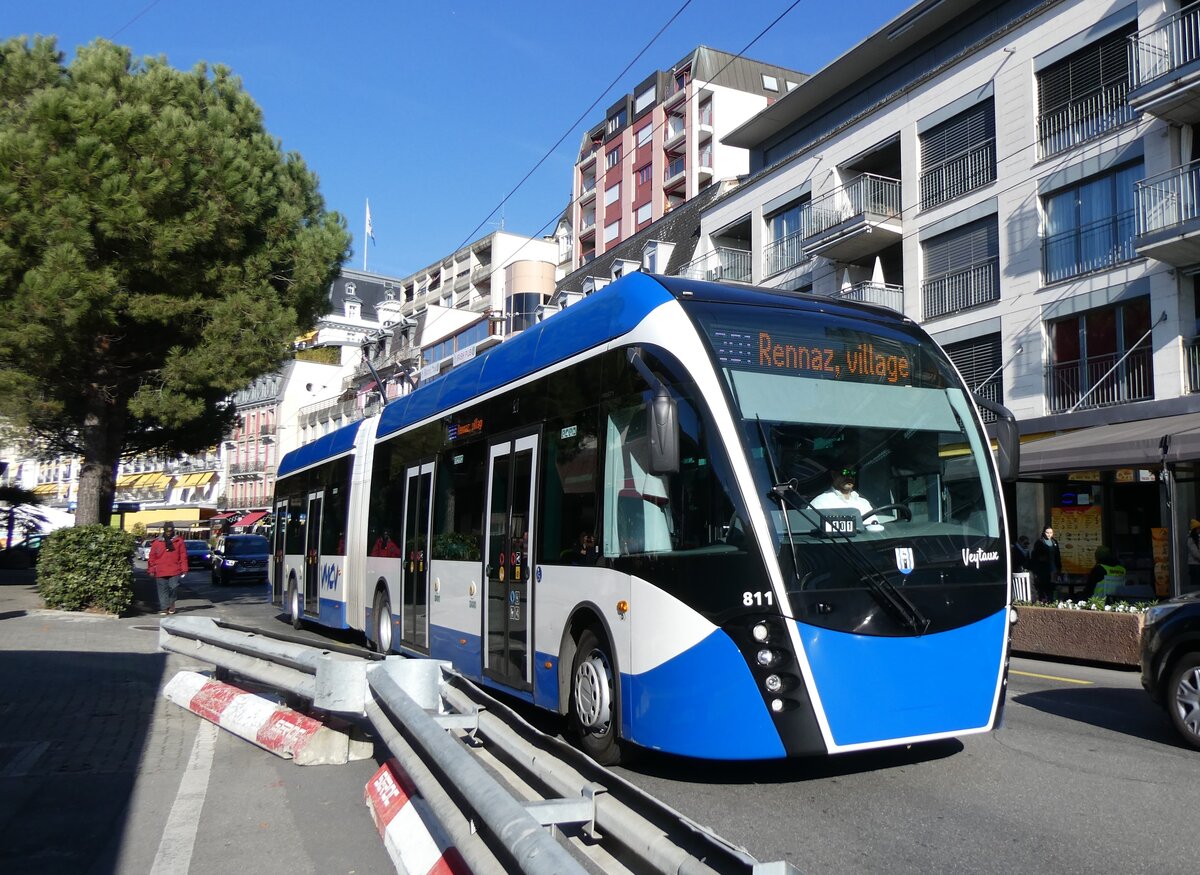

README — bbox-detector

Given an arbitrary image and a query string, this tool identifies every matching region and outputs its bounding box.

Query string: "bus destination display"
[708,325,916,386]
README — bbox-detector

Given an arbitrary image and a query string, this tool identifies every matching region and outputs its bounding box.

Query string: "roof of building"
[556,180,736,295]
[328,268,405,320]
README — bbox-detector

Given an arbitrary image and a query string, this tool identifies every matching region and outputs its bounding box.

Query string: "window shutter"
[1038,25,1134,114]
[924,217,999,278]
[921,99,995,167]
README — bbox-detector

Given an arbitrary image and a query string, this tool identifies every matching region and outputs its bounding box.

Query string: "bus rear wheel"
[288,582,303,630]
[373,590,393,654]
[570,628,623,765]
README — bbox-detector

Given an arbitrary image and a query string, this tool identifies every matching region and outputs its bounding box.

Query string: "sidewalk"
[0,565,275,873]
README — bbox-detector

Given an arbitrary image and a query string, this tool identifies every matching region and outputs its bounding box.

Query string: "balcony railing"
[839,282,904,313]
[1129,0,1200,90]
[919,140,996,210]
[1037,83,1136,158]
[922,259,999,320]
[470,261,492,284]
[762,230,809,277]
[1045,347,1154,413]
[674,246,752,283]
[805,174,901,240]
[229,461,270,476]
[698,145,712,169]
[1042,210,1136,284]
[298,397,361,426]
[665,156,686,182]
[1136,159,1200,236]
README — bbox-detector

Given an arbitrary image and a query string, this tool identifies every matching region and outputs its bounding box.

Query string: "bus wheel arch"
[371,581,393,654]
[564,610,625,765]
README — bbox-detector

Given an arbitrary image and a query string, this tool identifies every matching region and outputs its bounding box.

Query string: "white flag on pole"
[365,199,376,243]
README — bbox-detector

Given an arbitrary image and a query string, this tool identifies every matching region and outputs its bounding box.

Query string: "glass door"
[304,491,323,617]
[272,500,287,604]
[401,462,434,651]
[483,433,538,688]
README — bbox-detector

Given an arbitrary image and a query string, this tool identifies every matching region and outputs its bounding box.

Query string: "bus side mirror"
[974,395,1019,483]
[648,386,679,474]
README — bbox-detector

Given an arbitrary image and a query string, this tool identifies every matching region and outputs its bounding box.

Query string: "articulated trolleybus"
[272,273,1019,764]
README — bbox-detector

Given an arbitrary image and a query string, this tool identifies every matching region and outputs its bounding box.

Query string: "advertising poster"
[1152,527,1170,597]
[1051,505,1102,574]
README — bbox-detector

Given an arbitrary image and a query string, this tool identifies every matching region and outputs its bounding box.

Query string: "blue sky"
[6,0,912,278]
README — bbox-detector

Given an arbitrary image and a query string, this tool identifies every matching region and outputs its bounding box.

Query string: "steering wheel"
[863,503,913,522]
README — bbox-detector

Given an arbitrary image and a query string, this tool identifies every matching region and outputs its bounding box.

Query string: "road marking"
[151,719,217,875]
[1011,669,1092,685]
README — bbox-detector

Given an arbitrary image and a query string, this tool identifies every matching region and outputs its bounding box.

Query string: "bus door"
[483,433,538,689]
[272,499,287,604]
[304,490,323,617]
[401,462,434,652]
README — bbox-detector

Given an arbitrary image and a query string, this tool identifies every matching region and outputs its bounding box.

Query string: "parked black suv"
[211,534,270,586]
[1140,591,1200,750]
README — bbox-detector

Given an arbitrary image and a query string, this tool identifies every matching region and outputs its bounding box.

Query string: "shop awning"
[210,511,237,520]
[115,473,142,488]
[1020,411,1200,475]
[32,483,59,496]
[232,510,268,528]
[177,472,216,488]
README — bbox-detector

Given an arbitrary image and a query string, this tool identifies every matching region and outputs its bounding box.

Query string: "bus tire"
[288,581,303,630]
[570,628,623,765]
[373,589,393,654]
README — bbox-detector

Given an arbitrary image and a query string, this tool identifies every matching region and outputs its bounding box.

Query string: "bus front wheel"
[570,628,623,765]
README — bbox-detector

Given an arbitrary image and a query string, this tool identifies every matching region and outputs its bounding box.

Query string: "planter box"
[1011,606,1145,667]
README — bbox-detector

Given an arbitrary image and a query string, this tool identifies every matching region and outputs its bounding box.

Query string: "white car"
[136,542,151,561]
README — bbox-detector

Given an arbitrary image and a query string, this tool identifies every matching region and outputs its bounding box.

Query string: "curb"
[163,670,370,765]
[365,760,468,875]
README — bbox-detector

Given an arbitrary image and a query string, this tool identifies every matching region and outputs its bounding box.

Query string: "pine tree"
[0,37,350,524]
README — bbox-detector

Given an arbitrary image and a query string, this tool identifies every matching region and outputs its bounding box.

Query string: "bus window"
[432,440,485,560]
[540,410,599,565]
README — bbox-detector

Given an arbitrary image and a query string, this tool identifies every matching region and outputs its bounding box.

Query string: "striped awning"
[32,483,59,496]
[177,472,216,488]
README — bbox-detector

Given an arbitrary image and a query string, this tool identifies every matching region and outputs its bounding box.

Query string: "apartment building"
[680,0,1200,594]
[571,46,806,272]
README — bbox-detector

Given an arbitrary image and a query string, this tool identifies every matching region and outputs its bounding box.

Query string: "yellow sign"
[1067,471,1101,482]
[1114,469,1135,483]
[1051,505,1103,574]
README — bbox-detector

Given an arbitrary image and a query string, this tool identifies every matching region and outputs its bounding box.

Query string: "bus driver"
[810,464,884,532]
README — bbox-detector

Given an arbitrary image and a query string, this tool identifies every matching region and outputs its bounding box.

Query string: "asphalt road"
[4,563,1194,874]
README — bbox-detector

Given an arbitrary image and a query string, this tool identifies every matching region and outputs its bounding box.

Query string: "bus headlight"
[765,674,782,693]
[752,623,769,642]
[756,648,776,666]
[223,559,237,568]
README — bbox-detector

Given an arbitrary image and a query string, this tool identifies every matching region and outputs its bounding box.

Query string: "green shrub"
[37,525,135,615]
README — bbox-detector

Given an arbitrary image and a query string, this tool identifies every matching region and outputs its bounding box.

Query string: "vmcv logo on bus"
[320,562,338,591]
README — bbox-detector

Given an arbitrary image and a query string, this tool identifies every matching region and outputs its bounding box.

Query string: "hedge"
[37,525,135,615]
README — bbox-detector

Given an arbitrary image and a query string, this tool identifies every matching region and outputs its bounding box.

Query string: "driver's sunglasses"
[839,468,858,477]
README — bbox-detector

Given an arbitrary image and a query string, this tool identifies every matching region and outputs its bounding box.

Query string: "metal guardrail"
[158,617,800,875]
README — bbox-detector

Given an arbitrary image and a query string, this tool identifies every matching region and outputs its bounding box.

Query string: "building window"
[1046,296,1154,412]
[604,182,620,207]
[606,146,621,169]
[636,202,652,225]
[1037,23,1137,158]
[922,216,1000,320]
[636,164,652,185]
[698,99,712,126]
[606,108,627,134]
[636,123,654,147]
[634,85,656,113]
[920,98,996,210]
[604,220,620,243]
[945,334,1002,421]
[763,201,807,277]
[346,301,360,319]
[1042,162,1141,284]
[762,74,778,92]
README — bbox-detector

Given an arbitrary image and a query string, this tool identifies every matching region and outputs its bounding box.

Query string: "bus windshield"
[687,301,1006,628]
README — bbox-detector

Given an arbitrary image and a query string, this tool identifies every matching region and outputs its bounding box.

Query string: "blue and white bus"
[271,273,1018,763]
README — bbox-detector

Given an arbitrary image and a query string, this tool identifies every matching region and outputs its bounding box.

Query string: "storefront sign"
[1052,505,1102,575]
[1067,471,1101,482]
[1152,527,1170,597]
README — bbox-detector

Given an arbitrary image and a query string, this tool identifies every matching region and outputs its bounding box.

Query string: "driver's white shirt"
[810,488,881,526]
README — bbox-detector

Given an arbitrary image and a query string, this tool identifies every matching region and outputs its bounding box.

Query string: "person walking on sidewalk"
[147,523,188,615]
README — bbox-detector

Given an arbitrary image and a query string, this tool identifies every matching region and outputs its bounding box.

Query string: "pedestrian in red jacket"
[147,523,188,615]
